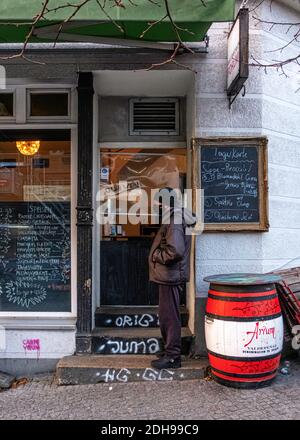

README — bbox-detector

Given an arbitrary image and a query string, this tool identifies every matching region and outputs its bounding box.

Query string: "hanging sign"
[227,8,249,97]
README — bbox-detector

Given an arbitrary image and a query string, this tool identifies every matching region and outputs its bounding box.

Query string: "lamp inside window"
[16,140,40,156]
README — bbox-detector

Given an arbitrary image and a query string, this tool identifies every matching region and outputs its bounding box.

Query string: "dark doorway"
[99,148,187,306]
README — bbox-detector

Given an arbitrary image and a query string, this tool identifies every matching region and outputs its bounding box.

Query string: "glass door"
[98,147,187,306]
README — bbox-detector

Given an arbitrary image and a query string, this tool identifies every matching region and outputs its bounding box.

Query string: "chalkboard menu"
[195,137,268,231]
[0,202,71,311]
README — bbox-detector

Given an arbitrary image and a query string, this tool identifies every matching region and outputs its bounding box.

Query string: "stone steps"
[94,306,189,328]
[56,355,209,385]
[91,327,193,355]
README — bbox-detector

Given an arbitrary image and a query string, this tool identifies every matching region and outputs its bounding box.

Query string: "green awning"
[0,0,235,44]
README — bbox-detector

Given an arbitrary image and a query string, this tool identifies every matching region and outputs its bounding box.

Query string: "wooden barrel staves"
[204,274,284,389]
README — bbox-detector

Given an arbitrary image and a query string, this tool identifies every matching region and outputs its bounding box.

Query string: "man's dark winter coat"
[149,208,197,285]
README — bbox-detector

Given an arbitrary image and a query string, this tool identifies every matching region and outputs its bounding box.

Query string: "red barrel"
[204,274,283,389]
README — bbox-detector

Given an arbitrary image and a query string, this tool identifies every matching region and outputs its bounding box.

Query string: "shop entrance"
[99,147,187,306]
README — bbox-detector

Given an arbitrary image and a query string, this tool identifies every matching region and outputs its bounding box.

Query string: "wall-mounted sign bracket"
[181,35,210,54]
[228,84,246,109]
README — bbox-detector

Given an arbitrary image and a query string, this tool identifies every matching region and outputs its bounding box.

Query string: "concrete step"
[94,306,189,328]
[91,327,193,355]
[0,371,15,389]
[56,355,209,385]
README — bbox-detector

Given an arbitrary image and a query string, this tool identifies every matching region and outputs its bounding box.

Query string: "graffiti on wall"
[23,338,41,359]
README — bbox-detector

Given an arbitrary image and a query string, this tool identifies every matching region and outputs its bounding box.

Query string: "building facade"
[0,0,299,374]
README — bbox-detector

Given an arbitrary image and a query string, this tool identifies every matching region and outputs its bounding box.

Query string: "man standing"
[148,188,197,369]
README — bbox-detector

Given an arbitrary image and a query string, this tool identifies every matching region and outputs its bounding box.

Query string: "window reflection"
[100,148,186,238]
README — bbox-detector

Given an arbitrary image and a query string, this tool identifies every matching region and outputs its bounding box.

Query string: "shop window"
[0,132,71,312]
[0,93,14,118]
[28,90,70,118]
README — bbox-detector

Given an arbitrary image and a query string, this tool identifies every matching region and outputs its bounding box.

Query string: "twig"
[95,0,125,34]
[0,0,50,63]
[164,0,194,54]
[140,15,168,39]
[250,54,300,77]
[143,42,197,73]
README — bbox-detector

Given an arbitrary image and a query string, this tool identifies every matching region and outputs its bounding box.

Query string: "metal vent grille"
[130,98,179,135]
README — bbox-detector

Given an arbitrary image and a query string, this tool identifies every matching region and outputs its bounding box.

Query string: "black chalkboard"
[0,202,71,311]
[200,143,262,226]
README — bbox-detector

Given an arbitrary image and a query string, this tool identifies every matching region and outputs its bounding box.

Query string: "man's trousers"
[158,284,182,358]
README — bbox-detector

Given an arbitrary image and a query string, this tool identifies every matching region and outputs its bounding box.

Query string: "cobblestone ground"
[0,359,299,420]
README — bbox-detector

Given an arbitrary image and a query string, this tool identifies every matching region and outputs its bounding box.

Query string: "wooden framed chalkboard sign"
[193,137,269,232]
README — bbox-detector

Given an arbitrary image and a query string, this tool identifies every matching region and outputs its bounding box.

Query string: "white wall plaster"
[0,329,76,359]
[195,0,300,293]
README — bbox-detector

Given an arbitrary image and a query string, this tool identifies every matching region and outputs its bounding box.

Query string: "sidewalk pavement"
[0,359,299,420]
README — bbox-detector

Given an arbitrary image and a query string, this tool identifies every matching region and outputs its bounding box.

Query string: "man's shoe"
[151,355,181,370]
[155,351,165,358]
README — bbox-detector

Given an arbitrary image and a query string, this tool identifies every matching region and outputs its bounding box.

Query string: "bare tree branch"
[250,54,300,76]
[139,14,168,40]
[143,42,197,72]
[163,0,194,54]
[245,0,300,80]
[0,0,51,64]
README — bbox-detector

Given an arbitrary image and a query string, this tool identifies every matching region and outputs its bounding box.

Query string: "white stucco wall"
[259,2,300,274]
[189,0,300,294]
[0,328,76,359]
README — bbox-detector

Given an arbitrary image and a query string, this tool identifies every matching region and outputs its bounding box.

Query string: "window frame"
[27,88,71,122]
[0,89,16,122]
